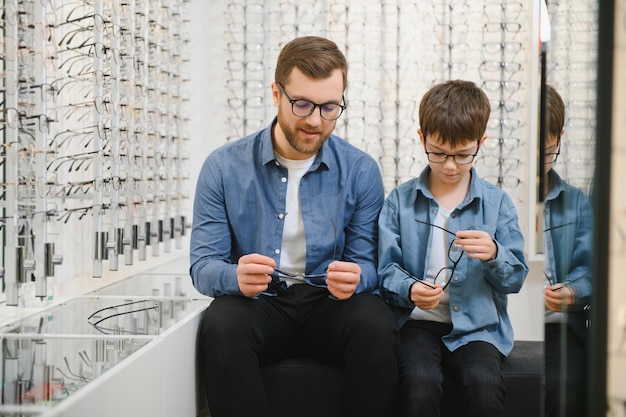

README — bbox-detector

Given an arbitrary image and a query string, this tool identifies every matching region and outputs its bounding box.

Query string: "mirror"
[540,1,598,416]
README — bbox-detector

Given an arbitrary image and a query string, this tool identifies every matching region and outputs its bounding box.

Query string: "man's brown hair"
[418,80,491,147]
[275,36,348,90]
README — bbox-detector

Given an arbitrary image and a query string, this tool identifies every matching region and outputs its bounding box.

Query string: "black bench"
[261,340,543,417]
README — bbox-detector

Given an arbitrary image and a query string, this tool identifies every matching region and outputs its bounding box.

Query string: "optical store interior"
[0,0,625,416]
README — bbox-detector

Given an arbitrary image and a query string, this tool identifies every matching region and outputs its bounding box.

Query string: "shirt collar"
[545,169,566,201]
[414,166,482,208]
[259,117,330,171]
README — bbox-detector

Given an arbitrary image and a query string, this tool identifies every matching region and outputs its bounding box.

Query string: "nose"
[303,106,323,126]
[443,155,458,168]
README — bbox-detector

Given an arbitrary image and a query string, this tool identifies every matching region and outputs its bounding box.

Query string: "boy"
[542,84,592,417]
[378,80,528,417]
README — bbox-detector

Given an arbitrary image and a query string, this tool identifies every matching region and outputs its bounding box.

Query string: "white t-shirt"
[275,153,316,286]
[410,207,452,323]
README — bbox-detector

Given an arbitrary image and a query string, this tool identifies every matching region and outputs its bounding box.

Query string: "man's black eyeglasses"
[277,81,345,121]
[414,219,464,289]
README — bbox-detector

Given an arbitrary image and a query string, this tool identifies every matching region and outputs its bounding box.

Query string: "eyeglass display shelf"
[0,333,152,410]
[0,296,209,336]
[88,272,204,299]
[0,255,211,416]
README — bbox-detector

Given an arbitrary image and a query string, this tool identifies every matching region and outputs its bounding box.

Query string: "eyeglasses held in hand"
[543,273,569,292]
[414,219,464,289]
[270,218,337,288]
[273,268,326,281]
[277,81,345,121]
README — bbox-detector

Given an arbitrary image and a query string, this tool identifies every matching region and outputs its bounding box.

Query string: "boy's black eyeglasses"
[277,81,346,121]
[425,149,478,165]
[414,219,464,289]
[544,145,560,164]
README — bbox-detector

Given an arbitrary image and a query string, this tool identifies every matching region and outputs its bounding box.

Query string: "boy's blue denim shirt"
[190,118,384,298]
[543,169,593,338]
[378,166,529,356]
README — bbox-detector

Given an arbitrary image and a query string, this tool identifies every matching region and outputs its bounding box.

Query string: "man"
[190,36,398,417]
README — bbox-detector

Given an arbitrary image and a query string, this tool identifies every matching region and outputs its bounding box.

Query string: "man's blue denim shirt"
[190,118,384,298]
[378,166,529,356]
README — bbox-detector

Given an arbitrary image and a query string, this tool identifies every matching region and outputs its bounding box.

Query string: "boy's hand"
[409,281,444,310]
[455,230,497,261]
[544,284,575,312]
[237,253,274,297]
[326,261,361,300]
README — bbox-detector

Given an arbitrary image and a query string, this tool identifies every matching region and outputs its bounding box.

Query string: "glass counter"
[0,334,152,408]
[0,296,209,336]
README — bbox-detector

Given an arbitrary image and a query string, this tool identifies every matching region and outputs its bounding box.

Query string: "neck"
[429,170,471,211]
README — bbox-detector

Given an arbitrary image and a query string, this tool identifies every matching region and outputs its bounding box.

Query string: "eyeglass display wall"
[1,0,191,306]
[222,0,597,257]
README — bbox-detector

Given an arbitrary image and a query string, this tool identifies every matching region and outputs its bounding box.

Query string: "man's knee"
[199,297,257,348]
[345,294,395,324]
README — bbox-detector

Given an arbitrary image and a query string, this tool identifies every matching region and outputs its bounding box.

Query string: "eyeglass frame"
[269,218,338,288]
[414,219,464,290]
[87,299,160,335]
[544,142,561,164]
[276,81,346,121]
[424,146,480,165]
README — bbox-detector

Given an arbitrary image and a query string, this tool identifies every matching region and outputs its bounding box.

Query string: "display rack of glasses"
[0,274,209,411]
[1,0,191,307]
[221,0,597,255]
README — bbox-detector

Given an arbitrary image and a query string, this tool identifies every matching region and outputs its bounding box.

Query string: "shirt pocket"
[464,223,497,238]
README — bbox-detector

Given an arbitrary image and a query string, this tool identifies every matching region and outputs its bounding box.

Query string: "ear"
[478,134,488,148]
[271,82,280,107]
[417,129,425,148]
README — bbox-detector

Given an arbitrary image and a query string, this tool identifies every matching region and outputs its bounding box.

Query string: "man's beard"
[278,116,329,156]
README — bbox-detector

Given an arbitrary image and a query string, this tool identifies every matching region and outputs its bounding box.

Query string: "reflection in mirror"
[542,1,598,416]
[541,85,594,417]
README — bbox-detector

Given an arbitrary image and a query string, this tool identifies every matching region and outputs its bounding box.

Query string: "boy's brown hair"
[545,84,565,138]
[275,36,348,90]
[418,80,491,147]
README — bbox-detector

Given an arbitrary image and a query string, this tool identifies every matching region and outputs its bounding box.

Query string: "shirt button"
[453,276,459,281]
[453,305,460,312]
[281,177,287,183]
[451,212,456,218]
[278,213,285,219]
[274,249,280,255]
[275,161,280,166]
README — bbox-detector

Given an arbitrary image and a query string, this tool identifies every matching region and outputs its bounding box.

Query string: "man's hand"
[237,254,275,297]
[409,281,444,310]
[325,261,361,300]
[455,230,497,261]
[544,284,575,312]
